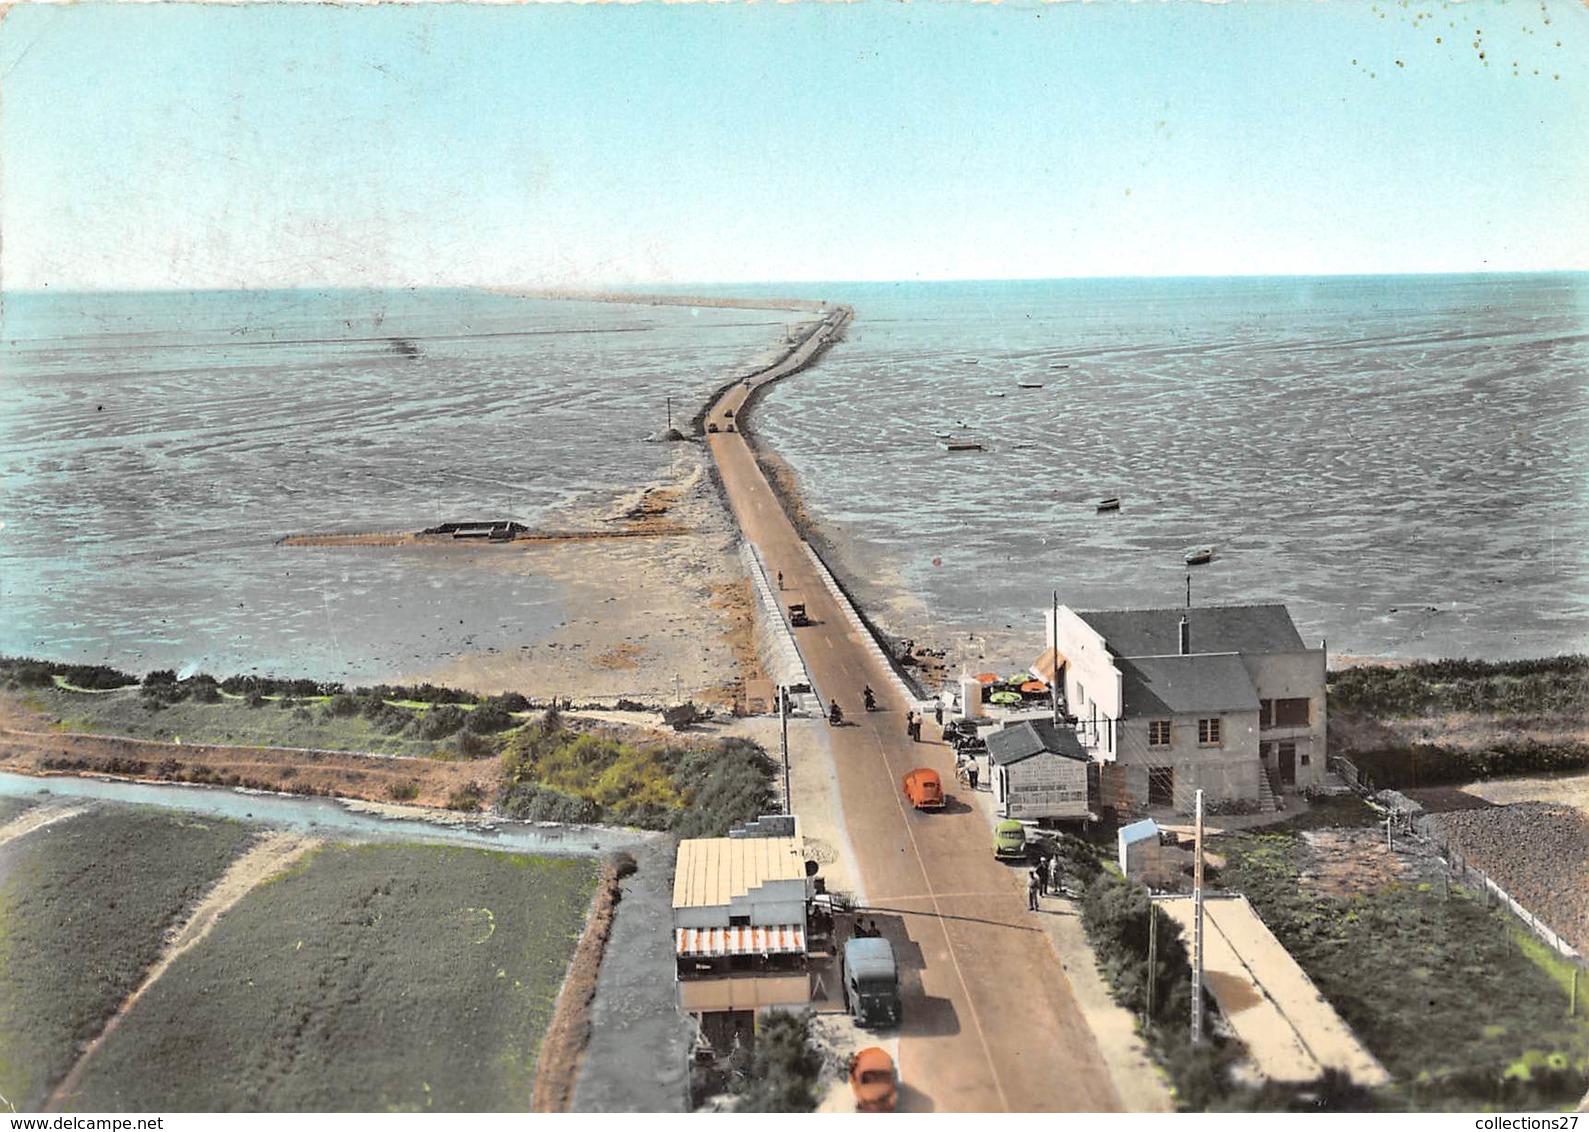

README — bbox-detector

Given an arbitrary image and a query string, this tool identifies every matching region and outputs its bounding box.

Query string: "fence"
[1330,755,1585,970]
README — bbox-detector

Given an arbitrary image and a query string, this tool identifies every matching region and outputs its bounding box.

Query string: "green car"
[993,819,1027,860]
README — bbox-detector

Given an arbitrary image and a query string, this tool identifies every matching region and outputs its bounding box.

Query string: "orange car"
[849,1046,897,1112]
[902,767,944,810]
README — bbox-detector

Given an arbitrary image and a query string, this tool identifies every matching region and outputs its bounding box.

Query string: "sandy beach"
[409,443,763,708]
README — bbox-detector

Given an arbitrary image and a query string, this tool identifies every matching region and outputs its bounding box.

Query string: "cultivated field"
[0,805,254,1111]
[66,842,598,1112]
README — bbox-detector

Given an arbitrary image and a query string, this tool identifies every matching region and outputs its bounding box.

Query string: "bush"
[731,1012,822,1112]
[408,703,467,741]
[464,701,515,735]
[387,781,420,802]
[445,782,485,812]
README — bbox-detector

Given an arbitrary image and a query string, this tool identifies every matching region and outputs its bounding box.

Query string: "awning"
[1031,648,1067,685]
[676,924,807,957]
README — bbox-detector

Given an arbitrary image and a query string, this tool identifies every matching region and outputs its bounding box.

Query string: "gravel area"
[1425,802,1589,955]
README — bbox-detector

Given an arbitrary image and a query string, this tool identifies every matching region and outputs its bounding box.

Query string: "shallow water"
[0,769,656,854]
[746,275,1589,663]
[0,288,791,681]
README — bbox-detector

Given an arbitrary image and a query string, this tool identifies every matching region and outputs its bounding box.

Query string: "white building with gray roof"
[1047,603,1326,815]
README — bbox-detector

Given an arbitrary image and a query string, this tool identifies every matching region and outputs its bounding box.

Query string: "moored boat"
[1185,546,1215,566]
[939,439,984,452]
[1096,497,1121,512]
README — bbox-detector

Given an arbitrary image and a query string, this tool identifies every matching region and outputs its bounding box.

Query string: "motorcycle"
[828,700,844,727]
[863,686,877,712]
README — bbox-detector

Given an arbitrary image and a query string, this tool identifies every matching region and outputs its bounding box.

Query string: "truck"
[841,936,901,1029]
[901,767,944,810]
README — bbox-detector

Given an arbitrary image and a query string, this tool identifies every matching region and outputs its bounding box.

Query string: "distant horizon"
[6,267,1587,299]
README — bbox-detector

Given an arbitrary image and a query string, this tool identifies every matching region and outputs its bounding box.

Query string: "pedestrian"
[967,761,979,790]
[777,571,783,590]
[1037,861,1049,896]
[904,711,915,740]
[1049,855,1063,896]
[911,717,921,742]
[934,702,943,727]
[1027,870,1041,911]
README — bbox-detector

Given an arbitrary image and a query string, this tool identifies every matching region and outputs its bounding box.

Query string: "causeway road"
[703,309,1129,1112]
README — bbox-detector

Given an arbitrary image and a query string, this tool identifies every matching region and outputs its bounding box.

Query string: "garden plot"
[67,842,598,1112]
[0,805,254,1111]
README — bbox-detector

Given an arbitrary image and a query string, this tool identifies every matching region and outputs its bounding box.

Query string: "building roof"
[672,836,806,910]
[1076,604,1306,658]
[1118,818,1159,847]
[986,718,1090,767]
[1119,654,1261,717]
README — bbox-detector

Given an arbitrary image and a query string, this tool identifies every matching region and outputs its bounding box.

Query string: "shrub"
[464,701,515,735]
[387,781,420,802]
[731,1012,822,1112]
[445,782,485,812]
[408,703,467,741]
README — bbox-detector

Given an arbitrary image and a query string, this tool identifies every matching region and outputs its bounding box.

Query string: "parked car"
[993,819,1028,860]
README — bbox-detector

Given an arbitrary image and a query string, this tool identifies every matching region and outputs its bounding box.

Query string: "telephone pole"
[1191,788,1206,1044]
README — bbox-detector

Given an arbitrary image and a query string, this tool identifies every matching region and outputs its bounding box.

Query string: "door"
[1148,766,1175,807]
[1278,740,1297,787]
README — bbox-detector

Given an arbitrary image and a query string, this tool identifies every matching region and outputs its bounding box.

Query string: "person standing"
[967,761,979,790]
[904,711,915,740]
[1027,869,1041,911]
[934,702,944,727]
[1049,855,1063,897]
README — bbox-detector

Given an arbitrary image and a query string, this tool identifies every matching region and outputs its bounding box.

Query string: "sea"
[2,275,1585,684]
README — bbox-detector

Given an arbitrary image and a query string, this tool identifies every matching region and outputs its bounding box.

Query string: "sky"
[1,0,1586,290]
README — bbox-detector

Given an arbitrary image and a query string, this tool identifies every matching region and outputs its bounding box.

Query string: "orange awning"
[973,672,1000,685]
[1031,648,1066,685]
[1021,681,1048,694]
[675,925,807,957]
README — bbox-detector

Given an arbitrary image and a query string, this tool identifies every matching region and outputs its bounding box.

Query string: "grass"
[1328,656,1589,718]
[1216,829,1589,1110]
[0,797,39,825]
[0,806,255,1111]
[68,843,599,1112]
[498,714,774,833]
[13,684,473,759]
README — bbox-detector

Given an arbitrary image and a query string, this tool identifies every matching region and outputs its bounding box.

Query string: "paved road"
[703,313,1125,1112]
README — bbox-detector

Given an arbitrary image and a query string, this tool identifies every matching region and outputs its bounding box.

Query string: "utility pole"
[1051,590,1061,726]
[1145,895,1158,1026]
[780,685,792,814]
[1185,572,1192,609]
[666,396,673,431]
[1191,788,1205,1045]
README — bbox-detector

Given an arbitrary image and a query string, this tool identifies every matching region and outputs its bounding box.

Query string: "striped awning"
[675,925,807,957]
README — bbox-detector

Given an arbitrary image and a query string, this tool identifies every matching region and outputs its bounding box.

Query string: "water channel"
[0,769,659,856]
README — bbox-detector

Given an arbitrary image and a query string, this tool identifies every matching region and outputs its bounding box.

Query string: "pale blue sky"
[2,0,1585,289]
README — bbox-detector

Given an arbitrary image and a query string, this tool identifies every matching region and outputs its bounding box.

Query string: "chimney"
[1179,615,1190,656]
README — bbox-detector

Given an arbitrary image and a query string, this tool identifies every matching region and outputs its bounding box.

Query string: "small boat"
[987,391,1006,398]
[932,430,952,439]
[1017,381,1045,390]
[1049,363,1071,370]
[1096,497,1121,513]
[960,357,980,365]
[939,439,984,452]
[1185,547,1215,566]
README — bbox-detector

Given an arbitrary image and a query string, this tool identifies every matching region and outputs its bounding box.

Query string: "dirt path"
[44,832,321,1112]
[0,800,93,848]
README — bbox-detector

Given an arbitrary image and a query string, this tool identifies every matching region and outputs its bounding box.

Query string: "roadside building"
[672,834,810,1053]
[984,718,1091,821]
[1046,603,1326,815]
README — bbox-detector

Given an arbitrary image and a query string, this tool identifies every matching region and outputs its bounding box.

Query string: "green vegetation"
[0,797,37,825]
[1217,829,1589,1110]
[0,807,254,1111]
[1328,656,1589,718]
[498,710,774,833]
[727,1012,823,1112]
[1345,741,1589,791]
[7,681,529,761]
[69,843,598,1112]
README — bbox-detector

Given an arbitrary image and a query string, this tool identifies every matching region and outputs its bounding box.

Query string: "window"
[1261,697,1311,728]
[1148,720,1171,747]
[1198,718,1222,745]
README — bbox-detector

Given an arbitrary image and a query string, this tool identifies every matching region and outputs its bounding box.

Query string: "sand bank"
[408,444,763,707]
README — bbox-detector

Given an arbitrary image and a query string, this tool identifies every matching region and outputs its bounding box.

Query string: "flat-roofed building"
[672,834,810,1047]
